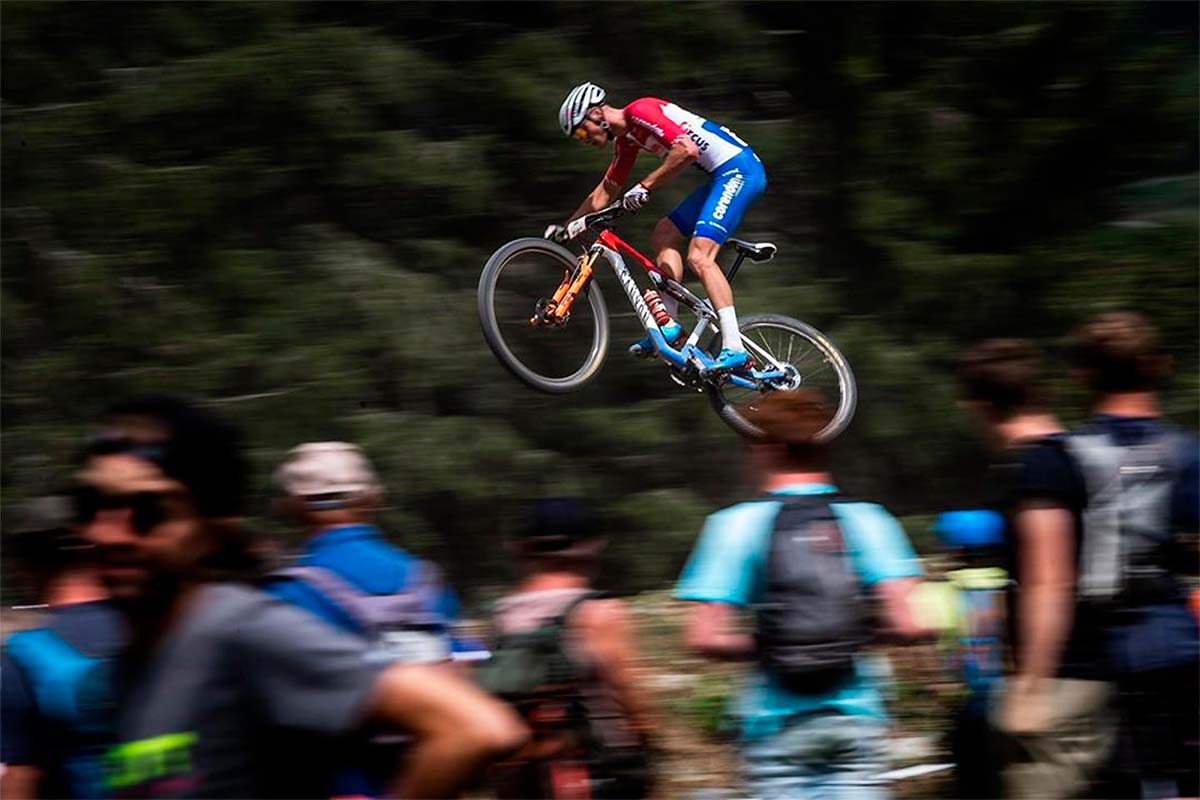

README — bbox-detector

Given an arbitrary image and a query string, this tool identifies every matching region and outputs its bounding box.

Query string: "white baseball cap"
[275,442,382,508]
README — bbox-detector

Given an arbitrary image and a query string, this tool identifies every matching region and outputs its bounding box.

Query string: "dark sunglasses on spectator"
[73,485,184,535]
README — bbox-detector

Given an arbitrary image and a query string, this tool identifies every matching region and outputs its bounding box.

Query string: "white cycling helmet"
[559,82,606,137]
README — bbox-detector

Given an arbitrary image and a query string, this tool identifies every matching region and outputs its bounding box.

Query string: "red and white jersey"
[604,97,752,186]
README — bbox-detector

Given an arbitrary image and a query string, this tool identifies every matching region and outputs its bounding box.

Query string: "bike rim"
[485,247,606,388]
[715,319,855,440]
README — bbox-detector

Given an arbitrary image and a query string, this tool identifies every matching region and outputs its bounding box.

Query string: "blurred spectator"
[480,497,656,799]
[267,441,486,795]
[925,510,1009,799]
[676,389,928,800]
[957,338,1115,799]
[268,441,479,660]
[77,395,525,798]
[1062,312,1199,799]
[1,496,125,799]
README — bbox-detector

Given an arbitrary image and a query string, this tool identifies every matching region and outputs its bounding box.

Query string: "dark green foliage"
[2,2,1196,606]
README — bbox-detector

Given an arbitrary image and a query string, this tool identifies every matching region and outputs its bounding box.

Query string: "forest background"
[3,1,1197,605]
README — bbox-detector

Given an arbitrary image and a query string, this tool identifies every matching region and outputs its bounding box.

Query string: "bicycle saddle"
[727,238,777,263]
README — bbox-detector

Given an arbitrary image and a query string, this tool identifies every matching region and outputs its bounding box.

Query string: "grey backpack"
[275,564,450,663]
[1065,428,1191,605]
[755,494,871,693]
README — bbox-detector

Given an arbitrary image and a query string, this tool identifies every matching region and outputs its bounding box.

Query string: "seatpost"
[725,252,748,284]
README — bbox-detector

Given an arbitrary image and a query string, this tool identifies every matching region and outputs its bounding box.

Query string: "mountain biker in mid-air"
[548,82,768,375]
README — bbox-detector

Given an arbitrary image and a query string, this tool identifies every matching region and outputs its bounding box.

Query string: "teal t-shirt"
[674,484,923,741]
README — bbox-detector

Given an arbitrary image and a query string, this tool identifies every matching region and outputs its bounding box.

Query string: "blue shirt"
[1,601,126,797]
[674,484,923,741]
[267,524,462,636]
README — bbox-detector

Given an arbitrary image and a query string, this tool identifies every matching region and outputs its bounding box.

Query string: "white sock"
[717,306,743,351]
[662,294,679,321]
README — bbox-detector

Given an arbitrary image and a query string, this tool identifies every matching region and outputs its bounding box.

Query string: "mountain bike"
[477,204,856,441]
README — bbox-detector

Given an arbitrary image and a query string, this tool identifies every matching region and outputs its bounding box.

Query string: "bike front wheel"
[706,313,857,442]
[477,238,609,394]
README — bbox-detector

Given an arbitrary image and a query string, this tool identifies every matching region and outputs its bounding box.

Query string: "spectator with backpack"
[957,338,1116,799]
[1,496,126,799]
[1060,313,1199,798]
[267,441,490,796]
[268,441,481,664]
[478,497,657,799]
[675,389,929,800]
[77,395,526,798]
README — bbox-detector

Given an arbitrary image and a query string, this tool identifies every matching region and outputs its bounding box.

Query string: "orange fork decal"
[552,252,598,321]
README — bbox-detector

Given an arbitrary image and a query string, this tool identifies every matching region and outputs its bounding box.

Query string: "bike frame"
[588,229,788,391]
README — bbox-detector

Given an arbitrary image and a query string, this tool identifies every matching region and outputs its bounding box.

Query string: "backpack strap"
[273,565,376,632]
[1064,432,1125,601]
[552,590,611,629]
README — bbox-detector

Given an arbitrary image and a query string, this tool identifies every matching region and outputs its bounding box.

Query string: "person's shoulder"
[572,596,632,634]
[624,96,667,114]
[203,583,286,621]
[624,97,673,127]
[47,601,126,656]
[703,497,782,533]
[1017,432,1072,462]
[829,501,906,540]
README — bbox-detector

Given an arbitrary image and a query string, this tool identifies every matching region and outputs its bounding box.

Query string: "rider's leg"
[688,155,767,372]
[649,217,685,319]
[650,218,685,282]
[628,218,688,358]
[687,236,742,352]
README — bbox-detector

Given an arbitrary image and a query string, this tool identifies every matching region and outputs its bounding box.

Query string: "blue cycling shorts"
[667,149,766,245]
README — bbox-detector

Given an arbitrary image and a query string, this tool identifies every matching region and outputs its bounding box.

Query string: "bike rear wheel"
[706,313,857,442]
[478,238,609,394]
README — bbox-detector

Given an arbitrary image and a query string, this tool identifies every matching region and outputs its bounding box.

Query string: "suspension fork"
[531,248,600,325]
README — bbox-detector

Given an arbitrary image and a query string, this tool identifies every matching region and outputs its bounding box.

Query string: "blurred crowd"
[1,309,1196,800]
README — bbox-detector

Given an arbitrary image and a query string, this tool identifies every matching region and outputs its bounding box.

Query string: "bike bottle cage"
[726,239,777,263]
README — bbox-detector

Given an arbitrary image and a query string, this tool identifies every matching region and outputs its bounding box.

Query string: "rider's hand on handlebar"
[621,183,651,212]
[543,224,568,243]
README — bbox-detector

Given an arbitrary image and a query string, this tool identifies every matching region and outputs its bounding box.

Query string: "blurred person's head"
[75,395,256,608]
[10,494,105,604]
[955,338,1064,448]
[272,442,384,533]
[956,338,1047,424]
[1065,311,1171,399]
[509,497,606,575]
[744,389,835,480]
[559,82,617,148]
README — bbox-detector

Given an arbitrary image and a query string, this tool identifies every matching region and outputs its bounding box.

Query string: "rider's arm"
[638,138,699,192]
[683,601,754,660]
[567,177,621,223]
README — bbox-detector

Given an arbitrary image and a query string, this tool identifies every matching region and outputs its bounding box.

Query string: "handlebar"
[549,203,628,245]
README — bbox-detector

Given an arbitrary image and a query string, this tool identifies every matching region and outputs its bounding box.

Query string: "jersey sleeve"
[674,502,778,606]
[625,97,688,145]
[1017,439,1084,508]
[604,136,640,186]
[832,503,924,586]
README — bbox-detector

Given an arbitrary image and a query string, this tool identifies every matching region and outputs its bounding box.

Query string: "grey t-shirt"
[104,583,385,798]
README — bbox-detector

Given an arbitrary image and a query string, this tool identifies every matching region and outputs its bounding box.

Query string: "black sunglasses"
[73,485,182,536]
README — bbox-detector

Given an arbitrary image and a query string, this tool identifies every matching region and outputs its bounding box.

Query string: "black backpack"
[755,494,872,693]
